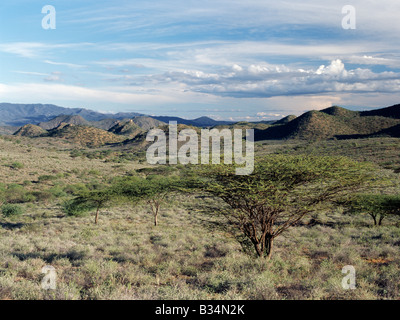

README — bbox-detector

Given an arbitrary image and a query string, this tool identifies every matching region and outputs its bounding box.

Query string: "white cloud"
[256,112,284,117]
[0,42,91,58]
[2,1,400,120]
[44,72,64,83]
[44,60,86,69]
[0,82,190,106]
[316,59,347,76]
[143,59,400,98]
[0,42,47,58]
[13,71,49,77]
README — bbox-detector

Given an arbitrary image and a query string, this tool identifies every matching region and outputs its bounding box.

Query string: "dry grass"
[0,136,145,186]
[0,135,399,300]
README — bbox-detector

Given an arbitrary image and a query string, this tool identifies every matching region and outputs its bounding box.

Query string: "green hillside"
[48,124,126,147]
[255,105,400,141]
[13,124,48,138]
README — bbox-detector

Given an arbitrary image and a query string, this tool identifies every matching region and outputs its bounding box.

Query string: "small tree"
[114,175,179,226]
[69,188,115,224]
[346,194,400,226]
[197,155,375,259]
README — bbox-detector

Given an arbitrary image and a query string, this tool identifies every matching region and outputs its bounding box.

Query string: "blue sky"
[1,0,400,121]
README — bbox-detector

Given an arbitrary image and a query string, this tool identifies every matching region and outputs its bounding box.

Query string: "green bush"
[61,199,97,217]
[30,191,54,203]
[63,183,89,195]
[9,162,24,170]
[1,204,24,217]
[5,184,29,203]
[50,187,67,198]
[38,175,58,183]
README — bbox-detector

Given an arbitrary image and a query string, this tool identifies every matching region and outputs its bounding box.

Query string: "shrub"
[49,187,67,198]
[9,162,24,170]
[5,184,29,203]
[61,199,97,217]
[38,175,58,183]
[30,191,55,203]
[1,204,24,217]
[63,183,89,195]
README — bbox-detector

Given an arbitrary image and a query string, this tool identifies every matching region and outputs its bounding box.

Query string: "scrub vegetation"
[0,134,399,300]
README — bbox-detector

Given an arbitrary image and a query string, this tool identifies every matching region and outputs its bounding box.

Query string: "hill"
[47,124,126,147]
[255,105,400,141]
[320,106,359,117]
[38,115,90,130]
[13,124,48,137]
[131,116,166,130]
[90,118,121,131]
[274,115,297,125]
[152,115,233,127]
[361,104,400,119]
[108,119,144,137]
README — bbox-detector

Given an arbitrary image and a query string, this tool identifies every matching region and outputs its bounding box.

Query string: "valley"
[0,103,399,300]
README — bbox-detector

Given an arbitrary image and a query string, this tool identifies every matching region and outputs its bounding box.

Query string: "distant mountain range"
[3,102,400,143]
[0,103,232,128]
[0,103,144,126]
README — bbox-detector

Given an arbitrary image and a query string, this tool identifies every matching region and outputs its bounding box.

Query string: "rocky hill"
[38,115,90,130]
[47,124,126,147]
[273,115,297,125]
[13,124,48,137]
[131,116,166,130]
[108,119,144,137]
[255,105,400,141]
[90,119,121,131]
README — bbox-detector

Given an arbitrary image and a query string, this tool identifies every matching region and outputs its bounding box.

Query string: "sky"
[1,0,400,121]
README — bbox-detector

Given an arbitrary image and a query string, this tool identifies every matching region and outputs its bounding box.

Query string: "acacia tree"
[114,175,179,226]
[69,188,115,224]
[142,175,178,226]
[346,194,400,226]
[198,155,375,259]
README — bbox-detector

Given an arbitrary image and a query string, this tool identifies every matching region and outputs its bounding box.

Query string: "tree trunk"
[378,215,384,226]
[264,236,274,260]
[95,205,100,224]
[371,214,377,226]
[253,241,263,258]
[152,201,160,226]
[253,236,274,259]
